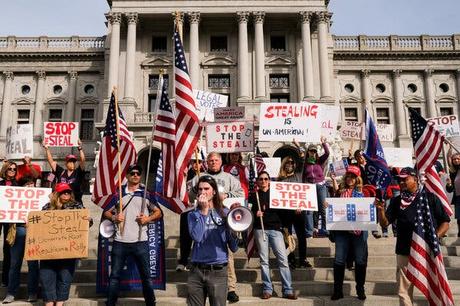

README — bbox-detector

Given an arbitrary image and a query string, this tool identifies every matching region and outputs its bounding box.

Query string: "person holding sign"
[39,183,85,306]
[329,165,368,301]
[446,151,460,237]
[43,140,86,203]
[249,171,296,300]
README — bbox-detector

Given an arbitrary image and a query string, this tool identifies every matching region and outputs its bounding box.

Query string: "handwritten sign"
[214,107,245,121]
[270,182,318,211]
[326,197,378,231]
[43,122,79,147]
[206,121,254,153]
[0,186,51,223]
[329,159,349,177]
[261,157,281,179]
[376,124,394,142]
[383,147,414,167]
[193,90,228,122]
[6,124,33,160]
[428,115,460,138]
[259,102,321,142]
[318,104,340,138]
[339,121,364,140]
[25,209,90,260]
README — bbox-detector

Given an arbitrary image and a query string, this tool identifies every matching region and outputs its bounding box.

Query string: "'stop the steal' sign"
[0,186,51,223]
[206,121,254,153]
[6,124,33,160]
[428,115,460,138]
[43,122,79,147]
[258,102,321,142]
[269,181,318,211]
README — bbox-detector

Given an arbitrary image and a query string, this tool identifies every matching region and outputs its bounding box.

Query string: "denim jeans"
[7,226,39,297]
[255,229,293,295]
[107,241,156,306]
[334,231,368,266]
[187,265,228,306]
[313,184,328,230]
[305,212,314,237]
[39,259,76,302]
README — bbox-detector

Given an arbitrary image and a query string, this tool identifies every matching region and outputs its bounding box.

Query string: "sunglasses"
[129,171,141,176]
[258,177,269,181]
[7,167,17,172]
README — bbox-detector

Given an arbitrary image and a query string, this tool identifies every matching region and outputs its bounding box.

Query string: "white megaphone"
[227,206,254,232]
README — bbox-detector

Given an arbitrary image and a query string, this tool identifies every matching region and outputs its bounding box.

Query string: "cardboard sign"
[261,157,281,179]
[206,121,254,153]
[193,90,228,122]
[329,159,349,177]
[376,124,395,142]
[6,124,33,160]
[318,104,340,138]
[383,147,414,167]
[0,186,51,223]
[43,122,79,147]
[326,197,378,231]
[428,115,460,138]
[269,181,318,211]
[25,209,90,260]
[259,103,321,142]
[214,107,245,121]
[339,121,364,140]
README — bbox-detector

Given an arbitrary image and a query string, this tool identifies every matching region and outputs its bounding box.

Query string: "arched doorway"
[137,146,161,191]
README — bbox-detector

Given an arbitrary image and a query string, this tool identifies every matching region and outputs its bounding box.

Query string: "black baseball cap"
[127,164,142,174]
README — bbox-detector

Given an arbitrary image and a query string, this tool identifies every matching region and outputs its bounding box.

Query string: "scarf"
[400,189,417,210]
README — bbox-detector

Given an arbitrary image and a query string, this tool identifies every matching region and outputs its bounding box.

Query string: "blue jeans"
[334,231,368,266]
[305,212,314,237]
[39,259,76,302]
[107,241,156,306]
[254,229,293,295]
[7,226,39,297]
[313,184,328,231]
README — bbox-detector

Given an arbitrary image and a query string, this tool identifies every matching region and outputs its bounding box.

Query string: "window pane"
[17,109,30,124]
[80,109,94,140]
[344,107,358,121]
[81,109,94,119]
[208,74,230,89]
[440,107,453,116]
[210,36,227,52]
[48,109,62,122]
[270,94,290,103]
[149,74,169,90]
[149,94,157,112]
[269,74,289,89]
[152,36,167,52]
[270,36,286,51]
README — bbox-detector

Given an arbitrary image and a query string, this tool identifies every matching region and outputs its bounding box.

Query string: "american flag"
[408,107,452,216]
[153,151,183,214]
[92,92,137,209]
[173,26,202,205]
[245,158,257,261]
[406,188,454,306]
[255,147,266,174]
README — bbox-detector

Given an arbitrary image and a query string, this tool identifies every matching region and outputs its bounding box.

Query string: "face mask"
[307,157,316,164]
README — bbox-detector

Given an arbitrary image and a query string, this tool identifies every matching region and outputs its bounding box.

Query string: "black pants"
[286,212,307,264]
[179,211,193,266]
[1,223,11,286]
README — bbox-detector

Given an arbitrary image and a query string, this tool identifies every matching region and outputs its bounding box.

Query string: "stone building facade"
[0,0,460,174]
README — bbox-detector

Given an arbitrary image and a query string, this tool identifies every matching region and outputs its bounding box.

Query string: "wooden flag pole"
[113,87,125,234]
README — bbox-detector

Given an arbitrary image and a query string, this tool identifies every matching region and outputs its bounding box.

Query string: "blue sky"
[0,0,459,36]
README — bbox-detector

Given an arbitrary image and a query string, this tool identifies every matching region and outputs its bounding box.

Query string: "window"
[208,74,230,89]
[269,74,289,89]
[149,74,168,91]
[80,109,94,140]
[270,94,290,103]
[376,83,386,93]
[21,85,30,95]
[411,107,421,115]
[270,36,286,51]
[48,109,62,122]
[439,83,449,93]
[344,107,358,121]
[17,109,30,124]
[376,108,390,124]
[152,36,167,53]
[407,83,417,93]
[440,107,454,116]
[149,94,157,112]
[84,84,95,95]
[53,85,63,95]
[210,36,227,52]
[344,84,355,93]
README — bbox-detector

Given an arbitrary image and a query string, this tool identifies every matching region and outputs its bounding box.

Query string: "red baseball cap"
[346,165,361,177]
[55,183,72,194]
[65,154,77,162]
[398,167,417,178]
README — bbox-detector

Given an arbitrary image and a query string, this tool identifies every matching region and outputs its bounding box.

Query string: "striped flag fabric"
[173,26,202,205]
[246,158,257,261]
[408,107,452,216]
[255,147,266,174]
[92,92,137,209]
[406,188,454,306]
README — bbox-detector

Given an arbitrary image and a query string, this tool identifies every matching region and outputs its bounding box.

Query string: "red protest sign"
[43,122,79,147]
[0,186,51,223]
[206,121,254,153]
[269,182,318,211]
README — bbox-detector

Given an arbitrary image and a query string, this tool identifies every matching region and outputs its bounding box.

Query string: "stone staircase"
[1,196,459,305]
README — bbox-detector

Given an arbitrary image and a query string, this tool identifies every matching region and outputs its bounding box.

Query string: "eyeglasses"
[7,167,17,172]
[257,177,269,181]
[129,171,141,176]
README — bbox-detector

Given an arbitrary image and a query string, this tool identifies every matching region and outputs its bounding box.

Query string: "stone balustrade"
[334,34,460,51]
[0,36,105,51]
[134,112,156,123]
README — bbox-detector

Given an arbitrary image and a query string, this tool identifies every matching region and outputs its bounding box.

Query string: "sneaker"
[227,291,239,303]
[372,231,382,239]
[2,295,14,304]
[176,264,188,272]
[298,260,312,268]
[27,294,38,302]
[283,293,298,300]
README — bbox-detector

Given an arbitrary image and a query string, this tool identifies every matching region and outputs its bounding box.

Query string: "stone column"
[457,70,460,117]
[0,71,14,137]
[317,12,332,99]
[189,12,200,89]
[393,69,407,137]
[253,11,266,99]
[361,69,371,118]
[424,69,437,117]
[66,71,78,122]
[33,71,46,137]
[124,12,138,102]
[299,12,314,99]
[237,12,250,100]
[107,12,121,96]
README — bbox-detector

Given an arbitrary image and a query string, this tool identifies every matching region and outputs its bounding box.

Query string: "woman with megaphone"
[187,175,239,306]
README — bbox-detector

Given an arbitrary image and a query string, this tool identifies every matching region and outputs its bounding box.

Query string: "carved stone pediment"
[403,96,424,103]
[265,55,295,66]
[435,95,457,103]
[202,55,236,66]
[371,96,393,103]
[45,97,68,105]
[141,56,172,67]
[12,98,35,105]
[339,96,362,104]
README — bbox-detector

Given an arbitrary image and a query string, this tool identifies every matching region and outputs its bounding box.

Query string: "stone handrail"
[134,112,156,123]
[0,36,105,51]
[334,34,460,51]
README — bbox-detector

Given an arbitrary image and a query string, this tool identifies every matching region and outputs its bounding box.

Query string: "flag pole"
[113,87,125,234]
[252,117,266,241]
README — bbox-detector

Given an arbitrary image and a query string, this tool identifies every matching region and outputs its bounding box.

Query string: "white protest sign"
[223,197,246,209]
[6,124,33,160]
[214,107,245,121]
[270,181,318,211]
[339,121,364,140]
[259,103,321,142]
[193,90,228,122]
[0,186,52,223]
[428,115,460,138]
[318,104,340,138]
[383,147,414,167]
[376,124,394,142]
[325,197,378,231]
[43,122,79,147]
[261,157,281,179]
[206,121,254,153]
[329,159,349,177]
